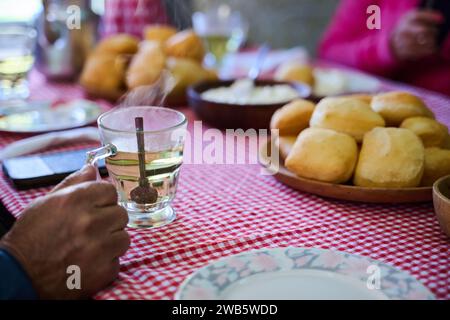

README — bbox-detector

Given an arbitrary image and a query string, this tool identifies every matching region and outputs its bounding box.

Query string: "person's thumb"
[51,164,97,193]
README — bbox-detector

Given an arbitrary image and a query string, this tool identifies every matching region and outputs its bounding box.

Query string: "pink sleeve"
[319,0,399,76]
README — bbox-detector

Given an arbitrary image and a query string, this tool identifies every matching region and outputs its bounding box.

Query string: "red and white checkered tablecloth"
[0,70,449,300]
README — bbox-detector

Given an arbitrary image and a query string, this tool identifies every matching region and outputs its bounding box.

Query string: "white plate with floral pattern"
[175,247,434,300]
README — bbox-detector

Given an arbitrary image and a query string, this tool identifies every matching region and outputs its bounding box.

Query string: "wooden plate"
[259,139,432,203]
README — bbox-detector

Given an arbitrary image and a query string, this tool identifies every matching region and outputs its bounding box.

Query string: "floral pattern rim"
[175,247,435,300]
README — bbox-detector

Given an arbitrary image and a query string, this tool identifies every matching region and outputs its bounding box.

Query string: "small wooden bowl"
[433,175,450,237]
[187,79,311,130]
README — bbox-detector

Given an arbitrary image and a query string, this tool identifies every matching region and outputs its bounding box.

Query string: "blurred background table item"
[0,25,36,102]
[192,3,248,68]
[35,0,99,80]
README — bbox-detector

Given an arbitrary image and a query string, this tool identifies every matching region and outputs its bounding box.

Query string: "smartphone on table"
[2,148,108,190]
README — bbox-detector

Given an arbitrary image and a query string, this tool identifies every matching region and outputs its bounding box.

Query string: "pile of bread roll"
[271,91,450,188]
[80,25,217,103]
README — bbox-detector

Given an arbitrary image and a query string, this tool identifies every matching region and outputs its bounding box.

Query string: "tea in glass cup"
[86,106,187,228]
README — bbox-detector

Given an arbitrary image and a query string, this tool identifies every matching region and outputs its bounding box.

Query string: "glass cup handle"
[86,143,117,166]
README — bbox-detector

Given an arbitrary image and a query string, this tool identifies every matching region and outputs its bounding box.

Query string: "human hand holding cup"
[86,106,187,228]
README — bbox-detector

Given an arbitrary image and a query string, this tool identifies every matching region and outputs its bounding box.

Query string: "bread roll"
[309,96,385,142]
[443,134,450,150]
[354,127,425,188]
[80,53,127,93]
[94,34,139,55]
[143,24,177,43]
[270,99,315,136]
[340,94,373,104]
[400,116,448,147]
[126,41,166,89]
[371,91,434,126]
[274,62,314,86]
[285,128,358,183]
[275,136,297,160]
[165,30,205,62]
[166,57,218,104]
[421,148,450,186]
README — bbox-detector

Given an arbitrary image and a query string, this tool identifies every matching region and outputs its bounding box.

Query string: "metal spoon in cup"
[130,117,158,204]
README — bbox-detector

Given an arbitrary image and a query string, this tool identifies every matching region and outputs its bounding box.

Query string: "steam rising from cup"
[117,70,176,108]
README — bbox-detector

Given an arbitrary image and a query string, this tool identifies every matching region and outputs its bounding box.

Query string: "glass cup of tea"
[192,4,248,68]
[0,25,37,101]
[86,106,187,228]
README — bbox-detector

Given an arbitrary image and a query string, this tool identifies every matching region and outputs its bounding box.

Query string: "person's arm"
[0,249,37,300]
[319,0,399,76]
[0,165,130,299]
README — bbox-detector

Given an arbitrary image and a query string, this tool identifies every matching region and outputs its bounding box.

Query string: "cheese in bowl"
[201,79,300,105]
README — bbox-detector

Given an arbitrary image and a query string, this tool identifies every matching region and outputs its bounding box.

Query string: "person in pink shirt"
[319,0,450,96]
